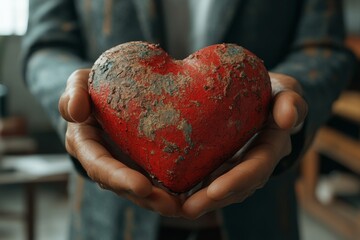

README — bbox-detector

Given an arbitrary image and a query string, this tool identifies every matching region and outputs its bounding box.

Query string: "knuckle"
[85,165,99,182]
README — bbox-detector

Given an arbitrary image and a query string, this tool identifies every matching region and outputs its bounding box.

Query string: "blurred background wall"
[0,35,52,132]
[0,0,52,133]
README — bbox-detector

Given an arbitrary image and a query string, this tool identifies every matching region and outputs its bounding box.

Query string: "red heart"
[89,41,271,193]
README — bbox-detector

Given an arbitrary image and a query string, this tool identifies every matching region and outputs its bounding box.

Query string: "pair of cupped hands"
[59,69,307,220]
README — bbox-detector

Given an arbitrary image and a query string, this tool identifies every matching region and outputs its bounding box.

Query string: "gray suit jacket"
[22,0,355,239]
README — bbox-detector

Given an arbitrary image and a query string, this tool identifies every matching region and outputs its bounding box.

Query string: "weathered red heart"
[89,41,271,193]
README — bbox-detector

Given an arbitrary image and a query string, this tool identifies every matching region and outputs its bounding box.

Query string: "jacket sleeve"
[22,0,92,138]
[271,0,356,174]
[22,0,91,177]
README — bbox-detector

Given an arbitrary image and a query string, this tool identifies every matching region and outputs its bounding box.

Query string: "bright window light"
[0,0,29,35]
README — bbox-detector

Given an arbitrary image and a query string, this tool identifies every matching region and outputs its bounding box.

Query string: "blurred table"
[0,154,72,240]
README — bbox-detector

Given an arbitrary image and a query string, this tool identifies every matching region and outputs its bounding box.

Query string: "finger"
[272,90,308,130]
[181,188,254,219]
[269,73,308,130]
[125,188,181,217]
[66,122,153,198]
[59,69,92,122]
[181,188,212,219]
[206,127,291,201]
[270,72,303,95]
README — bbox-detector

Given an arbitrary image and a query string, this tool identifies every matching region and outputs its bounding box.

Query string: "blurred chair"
[296,37,360,240]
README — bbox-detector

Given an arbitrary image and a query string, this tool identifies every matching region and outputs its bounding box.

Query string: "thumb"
[59,69,92,122]
[272,90,308,131]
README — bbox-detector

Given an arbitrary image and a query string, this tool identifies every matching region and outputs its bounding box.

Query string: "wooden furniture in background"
[0,154,72,240]
[296,106,360,239]
[296,37,360,240]
[296,92,360,239]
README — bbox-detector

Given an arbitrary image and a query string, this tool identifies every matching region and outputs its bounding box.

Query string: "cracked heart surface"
[88,41,272,193]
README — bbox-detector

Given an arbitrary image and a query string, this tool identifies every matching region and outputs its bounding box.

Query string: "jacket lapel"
[133,0,163,43]
[202,0,243,46]
[133,0,242,47]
